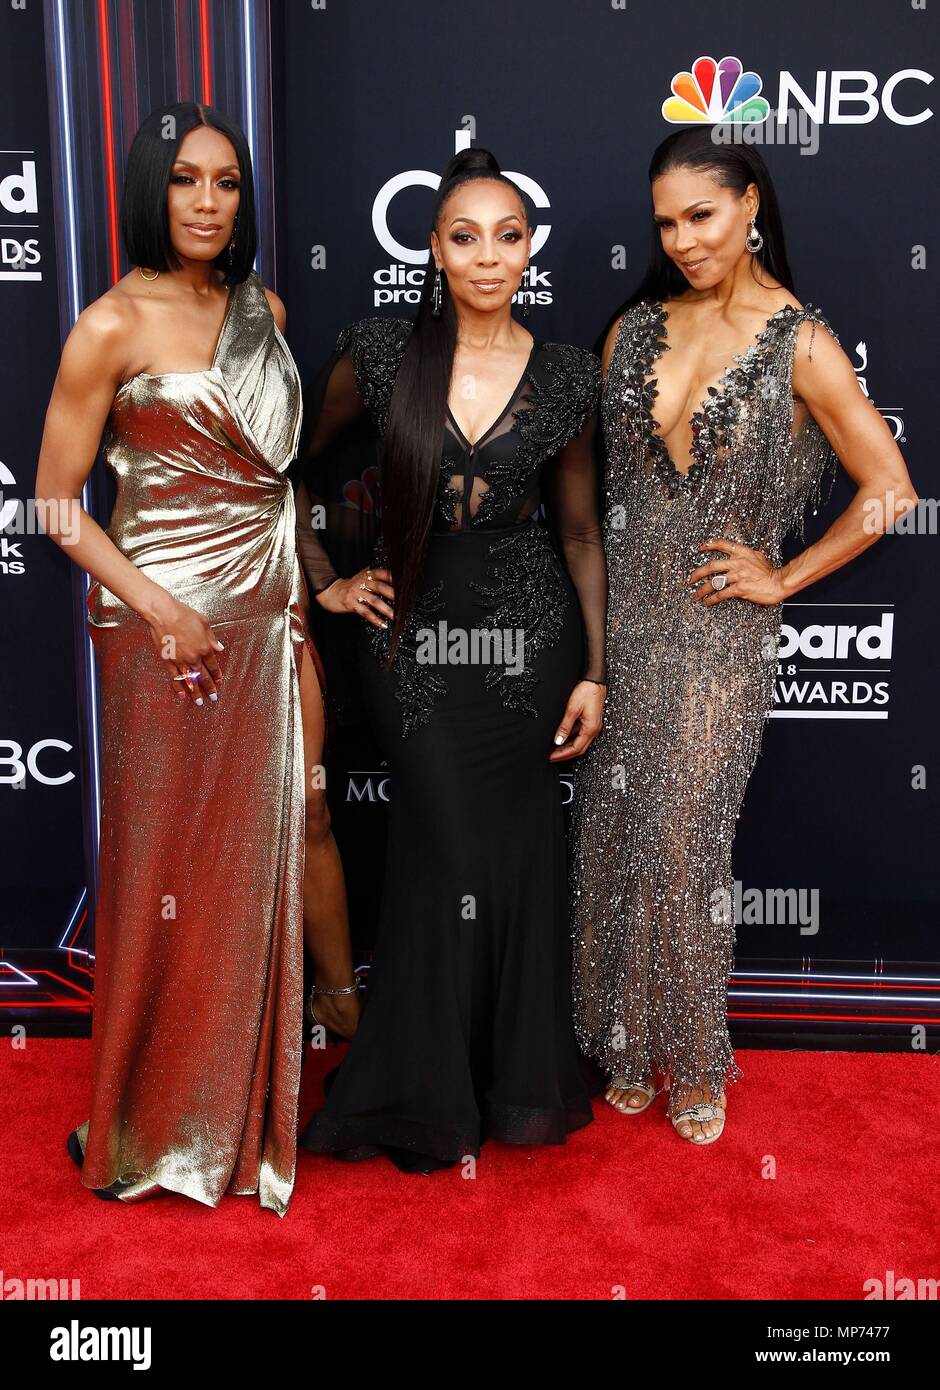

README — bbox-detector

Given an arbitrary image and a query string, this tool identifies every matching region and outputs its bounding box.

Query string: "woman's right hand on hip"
[315,567,395,628]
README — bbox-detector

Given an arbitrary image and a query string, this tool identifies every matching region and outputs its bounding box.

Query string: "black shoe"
[67,1129,121,1201]
[381,1144,457,1175]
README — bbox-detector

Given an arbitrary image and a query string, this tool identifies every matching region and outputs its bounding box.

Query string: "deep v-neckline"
[446,338,539,450]
[642,298,798,485]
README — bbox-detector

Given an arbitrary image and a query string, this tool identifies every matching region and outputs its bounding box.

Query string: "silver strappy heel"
[606,1076,661,1115]
[669,1095,726,1145]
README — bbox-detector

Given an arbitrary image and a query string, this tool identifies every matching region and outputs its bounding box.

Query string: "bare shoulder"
[792,310,852,403]
[768,288,804,315]
[63,275,144,376]
[262,285,287,331]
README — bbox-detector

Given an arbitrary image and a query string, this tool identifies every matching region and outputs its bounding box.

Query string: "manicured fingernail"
[196,698,204,706]
[554,734,564,745]
[209,693,218,701]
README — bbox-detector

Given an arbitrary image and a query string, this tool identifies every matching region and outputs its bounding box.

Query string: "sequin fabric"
[77,270,317,1215]
[567,298,840,1110]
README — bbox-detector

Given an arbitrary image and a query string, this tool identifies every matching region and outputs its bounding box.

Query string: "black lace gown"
[295,317,607,1168]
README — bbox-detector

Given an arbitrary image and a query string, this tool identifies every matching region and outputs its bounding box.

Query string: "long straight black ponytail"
[381,147,529,666]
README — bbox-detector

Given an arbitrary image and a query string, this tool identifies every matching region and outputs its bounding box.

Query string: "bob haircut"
[120,102,257,286]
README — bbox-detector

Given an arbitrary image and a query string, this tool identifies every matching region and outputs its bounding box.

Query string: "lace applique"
[336,317,412,436]
[435,465,462,528]
[471,344,601,527]
[471,456,533,528]
[364,534,448,738]
[469,524,570,718]
[627,300,802,498]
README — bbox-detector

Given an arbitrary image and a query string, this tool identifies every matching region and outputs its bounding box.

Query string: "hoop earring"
[519,263,531,319]
[137,266,159,281]
[431,266,442,318]
[746,219,764,254]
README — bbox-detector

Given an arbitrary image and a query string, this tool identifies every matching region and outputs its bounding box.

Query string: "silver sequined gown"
[568,298,840,1104]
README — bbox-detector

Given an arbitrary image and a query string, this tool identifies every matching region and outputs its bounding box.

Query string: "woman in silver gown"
[568,129,918,1144]
[35,105,355,1214]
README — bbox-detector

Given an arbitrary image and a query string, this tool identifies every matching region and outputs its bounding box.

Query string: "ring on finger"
[710,573,728,592]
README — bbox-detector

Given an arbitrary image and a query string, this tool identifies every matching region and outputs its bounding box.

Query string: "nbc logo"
[663,56,770,124]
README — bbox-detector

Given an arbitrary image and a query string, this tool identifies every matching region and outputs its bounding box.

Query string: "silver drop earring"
[520,263,530,318]
[227,213,239,266]
[431,267,442,317]
[746,218,764,254]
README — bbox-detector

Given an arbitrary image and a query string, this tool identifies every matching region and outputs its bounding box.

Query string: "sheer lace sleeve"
[294,352,363,593]
[543,405,608,685]
[293,318,410,595]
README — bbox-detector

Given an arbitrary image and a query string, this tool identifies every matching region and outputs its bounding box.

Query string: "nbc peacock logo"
[662,56,770,124]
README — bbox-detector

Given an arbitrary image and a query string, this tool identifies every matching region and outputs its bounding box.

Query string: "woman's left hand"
[549,681,606,762]
[688,538,786,606]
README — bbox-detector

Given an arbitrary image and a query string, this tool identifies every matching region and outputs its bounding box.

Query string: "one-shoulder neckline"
[113,277,241,401]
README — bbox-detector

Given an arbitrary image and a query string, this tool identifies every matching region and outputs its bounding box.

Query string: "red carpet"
[3,1040,936,1300]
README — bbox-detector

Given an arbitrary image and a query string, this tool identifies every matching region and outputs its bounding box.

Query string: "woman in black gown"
[295,148,608,1172]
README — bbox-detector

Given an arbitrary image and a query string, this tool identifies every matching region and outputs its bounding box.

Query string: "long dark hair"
[596,127,795,352]
[381,147,529,665]
[120,101,257,286]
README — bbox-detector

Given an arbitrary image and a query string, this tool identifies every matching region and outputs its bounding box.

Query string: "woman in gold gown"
[35,104,357,1215]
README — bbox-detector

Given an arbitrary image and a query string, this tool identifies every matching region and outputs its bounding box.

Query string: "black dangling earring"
[431,266,442,318]
[520,263,530,318]
[227,214,238,267]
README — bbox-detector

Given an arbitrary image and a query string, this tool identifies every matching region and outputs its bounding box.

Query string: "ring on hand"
[172,667,203,683]
[710,573,728,591]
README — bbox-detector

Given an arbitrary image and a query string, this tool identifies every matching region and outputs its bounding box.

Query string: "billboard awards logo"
[770,607,893,720]
[0,153,42,280]
[369,132,554,311]
[767,329,905,721]
[662,55,933,126]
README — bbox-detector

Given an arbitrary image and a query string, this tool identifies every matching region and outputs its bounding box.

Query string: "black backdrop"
[280,0,938,1026]
[2,0,937,1040]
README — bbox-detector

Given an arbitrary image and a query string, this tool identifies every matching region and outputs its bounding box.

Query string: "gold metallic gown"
[75,270,320,1216]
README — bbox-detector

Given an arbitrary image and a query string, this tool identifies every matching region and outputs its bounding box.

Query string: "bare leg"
[297,642,360,1039]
